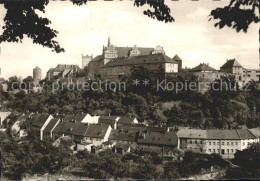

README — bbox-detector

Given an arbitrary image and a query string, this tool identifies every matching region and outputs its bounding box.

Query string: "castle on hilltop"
[83,37,181,81]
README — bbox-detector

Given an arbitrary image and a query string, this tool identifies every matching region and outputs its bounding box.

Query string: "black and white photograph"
[0,0,259,180]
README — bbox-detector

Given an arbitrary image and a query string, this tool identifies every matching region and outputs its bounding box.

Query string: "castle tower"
[173,54,182,71]
[82,54,93,68]
[33,66,41,81]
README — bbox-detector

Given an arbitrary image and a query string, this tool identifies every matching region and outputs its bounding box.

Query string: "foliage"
[209,0,259,32]
[0,0,258,52]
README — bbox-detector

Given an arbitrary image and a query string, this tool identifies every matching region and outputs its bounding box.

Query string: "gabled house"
[73,113,91,123]
[99,116,120,129]
[11,114,26,134]
[117,117,138,128]
[80,114,99,124]
[59,121,79,138]
[42,118,60,139]
[31,114,53,140]
[113,143,131,155]
[109,129,139,144]
[0,111,11,126]
[83,124,112,146]
[52,122,66,140]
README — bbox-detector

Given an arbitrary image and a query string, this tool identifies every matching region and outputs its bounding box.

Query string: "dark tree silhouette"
[209,0,259,32]
[0,0,258,53]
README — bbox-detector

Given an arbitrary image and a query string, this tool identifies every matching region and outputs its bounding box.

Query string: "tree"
[1,0,257,53]
[209,0,259,32]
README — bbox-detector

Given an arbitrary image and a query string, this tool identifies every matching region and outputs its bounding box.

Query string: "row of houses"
[177,128,260,159]
[1,111,259,158]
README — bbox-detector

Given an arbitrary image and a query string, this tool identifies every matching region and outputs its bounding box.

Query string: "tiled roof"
[249,127,260,138]
[236,129,257,140]
[52,122,66,133]
[109,129,138,142]
[32,114,50,128]
[114,47,154,57]
[103,54,178,68]
[118,117,136,124]
[73,113,89,122]
[191,63,217,72]
[84,124,110,139]
[221,59,242,68]
[59,122,78,135]
[177,129,207,139]
[63,115,75,122]
[138,132,178,147]
[72,123,89,136]
[206,130,239,140]
[114,143,131,150]
[43,118,59,133]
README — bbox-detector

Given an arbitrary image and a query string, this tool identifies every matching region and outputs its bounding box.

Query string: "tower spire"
[108,36,110,47]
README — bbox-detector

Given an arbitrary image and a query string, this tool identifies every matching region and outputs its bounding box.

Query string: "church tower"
[104,37,117,65]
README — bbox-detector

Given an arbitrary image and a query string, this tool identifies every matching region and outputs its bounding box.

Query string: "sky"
[0,0,259,79]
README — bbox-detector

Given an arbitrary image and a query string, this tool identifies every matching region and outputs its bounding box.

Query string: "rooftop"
[103,54,178,68]
[221,59,242,68]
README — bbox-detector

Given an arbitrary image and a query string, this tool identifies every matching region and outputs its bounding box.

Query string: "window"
[200,140,203,144]
[231,142,234,146]
[231,149,234,153]
[217,149,219,153]
[227,149,229,152]
[222,142,224,145]
[209,149,211,152]
[213,142,215,145]
[227,142,229,145]
[217,142,219,145]
[195,140,197,144]
[235,142,238,146]
[190,140,192,144]
[243,142,245,146]
[209,142,211,145]
[213,149,215,153]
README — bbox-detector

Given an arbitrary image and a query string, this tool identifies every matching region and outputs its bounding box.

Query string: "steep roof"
[114,47,154,57]
[73,113,89,122]
[173,54,182,61]
[63,115,75,122]
[103,54,178,68]
[72,123,89,136]
[52,122,66,133]
[109,129,138,142]
[118,117,136,124]
[249,127,260,138]
[221,59,242,68]
[59,122,78,135]
[191,63,217,72]
[177,129,207,139]
[84,124,110,139]
[43,118,59,133]
[32,114,50,128]
[137,132,178,147]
